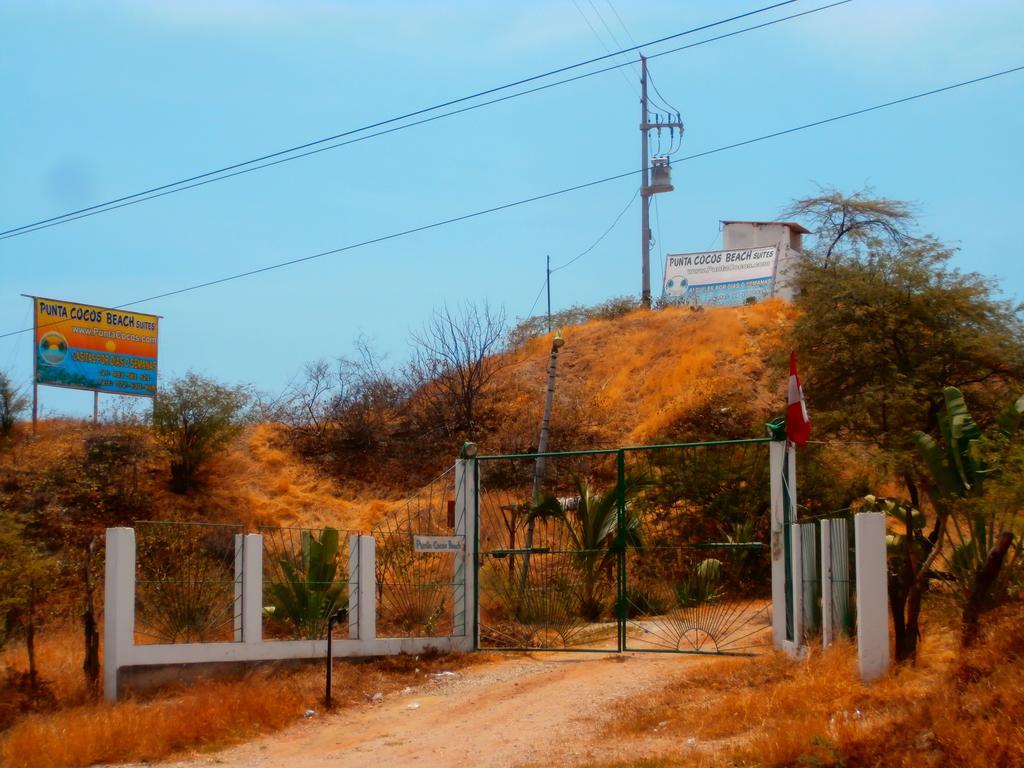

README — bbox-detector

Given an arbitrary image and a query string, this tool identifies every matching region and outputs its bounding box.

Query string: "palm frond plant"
[562,476,647,621]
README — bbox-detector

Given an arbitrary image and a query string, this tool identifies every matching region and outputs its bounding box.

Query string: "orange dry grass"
[0,418,405,532]
[617,604,1024,767]
[1,651,483,768]
[0,625,92,706]
[2,672,310,768]
[497,301,794,448]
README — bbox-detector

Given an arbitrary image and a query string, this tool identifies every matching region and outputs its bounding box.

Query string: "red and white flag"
[786,350,812,447]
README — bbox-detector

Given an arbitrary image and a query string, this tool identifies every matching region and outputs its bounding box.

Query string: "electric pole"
[639,54,683,308]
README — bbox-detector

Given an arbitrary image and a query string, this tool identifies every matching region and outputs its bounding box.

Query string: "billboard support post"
[30,296,38,436]
[26,296,159,419]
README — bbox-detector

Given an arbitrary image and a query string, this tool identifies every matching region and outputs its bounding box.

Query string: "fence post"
[769,441,786,649]
[103,527,136,702]
[820,522,833,648]
[242,534,263,644]
[452,458,477,650]
[349,535,376,642]
[791,522,805,647]
[234,534,244,642]
[770,441,803,655]
[855,512,889,681]
[800,521,820,636]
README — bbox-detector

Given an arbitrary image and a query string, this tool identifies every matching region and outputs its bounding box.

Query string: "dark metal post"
[324,606,346,709]
[325,613,334,709]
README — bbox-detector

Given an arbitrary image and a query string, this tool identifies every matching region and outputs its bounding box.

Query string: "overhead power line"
[0,0,826,241]
[551,187,639,274]
[3,63,1020,341]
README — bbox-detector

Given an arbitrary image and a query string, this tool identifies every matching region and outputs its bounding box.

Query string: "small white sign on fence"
[413,535,463,553]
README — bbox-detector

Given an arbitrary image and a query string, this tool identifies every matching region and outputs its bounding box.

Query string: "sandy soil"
[135,653,719,768]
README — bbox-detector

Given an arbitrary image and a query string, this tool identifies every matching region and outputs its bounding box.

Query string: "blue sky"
[2,0,1022,418]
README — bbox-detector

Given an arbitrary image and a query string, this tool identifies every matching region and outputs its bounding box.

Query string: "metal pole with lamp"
[520,330,565,591]
[324,606,347,709]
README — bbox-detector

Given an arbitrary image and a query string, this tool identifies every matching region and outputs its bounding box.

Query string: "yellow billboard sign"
[33,297,158,397]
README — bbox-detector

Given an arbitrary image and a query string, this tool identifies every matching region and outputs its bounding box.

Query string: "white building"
[721,220,810,302]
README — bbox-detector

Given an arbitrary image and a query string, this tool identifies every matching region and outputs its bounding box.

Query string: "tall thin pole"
[93,391,99,424]
[640,55,652,309]
[30,296,37,436]
[521,334,564,592]
[546,254,552,333]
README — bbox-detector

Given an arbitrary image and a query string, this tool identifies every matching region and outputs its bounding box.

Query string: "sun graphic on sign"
[105,340,117,352]
[39,332,68,365]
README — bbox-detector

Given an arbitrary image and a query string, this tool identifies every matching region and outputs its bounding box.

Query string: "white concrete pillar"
[241,534,263,644]
[348,535,376,641]
[820,522,833,648]
[452,459,477,649]
[855,512,890,682]
[103,527,136,702]
[770,441,802,655]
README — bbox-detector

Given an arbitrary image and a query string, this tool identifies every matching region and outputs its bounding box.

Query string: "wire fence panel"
[260,525,353,641]
[622,442,773,654]
[478,451,621,650]
[477,439,775,654]
[373,467,460,638]
[134,521,243,645]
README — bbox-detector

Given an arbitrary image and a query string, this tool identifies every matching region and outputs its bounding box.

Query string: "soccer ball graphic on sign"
[664,276,688,297]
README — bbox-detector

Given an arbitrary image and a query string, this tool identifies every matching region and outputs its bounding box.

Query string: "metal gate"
[475,439,774,654]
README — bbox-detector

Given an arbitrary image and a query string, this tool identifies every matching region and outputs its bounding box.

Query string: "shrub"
[152,372,249,493]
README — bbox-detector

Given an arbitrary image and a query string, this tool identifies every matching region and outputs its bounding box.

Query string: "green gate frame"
[472,437,777,655]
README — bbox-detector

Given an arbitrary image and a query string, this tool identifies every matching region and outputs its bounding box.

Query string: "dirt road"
[140,653,718,768]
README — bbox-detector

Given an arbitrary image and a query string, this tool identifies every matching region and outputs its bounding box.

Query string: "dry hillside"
[2,300,798,533]
[485,300,795,456]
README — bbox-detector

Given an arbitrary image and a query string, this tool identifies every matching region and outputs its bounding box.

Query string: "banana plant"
[912,387,988,503]
[882,387,1023,656]
[266,527,346,640]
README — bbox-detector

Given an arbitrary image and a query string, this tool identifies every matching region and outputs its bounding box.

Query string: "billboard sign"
[33,297,158,397]
[663,247,777,307]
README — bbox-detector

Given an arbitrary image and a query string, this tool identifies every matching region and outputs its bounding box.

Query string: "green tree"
[152,372,249,493]
[0,371,29,440]
[787,190,1024,494]
[0,504,58,686]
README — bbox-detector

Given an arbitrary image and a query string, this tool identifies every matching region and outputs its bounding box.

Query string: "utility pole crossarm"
[638,54,682,309]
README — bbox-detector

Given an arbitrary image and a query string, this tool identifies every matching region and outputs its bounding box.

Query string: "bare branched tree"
[285,337,408,460]
[783,184,921,265]
[408,302,508,441]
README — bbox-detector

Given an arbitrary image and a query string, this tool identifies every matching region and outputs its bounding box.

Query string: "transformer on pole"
[639,55,683,308]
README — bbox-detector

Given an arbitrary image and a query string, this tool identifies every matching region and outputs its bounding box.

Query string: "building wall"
[723,222,803,302]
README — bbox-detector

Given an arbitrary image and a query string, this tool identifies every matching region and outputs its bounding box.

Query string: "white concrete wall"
[722,222,802,302]
[105,529,451,701]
